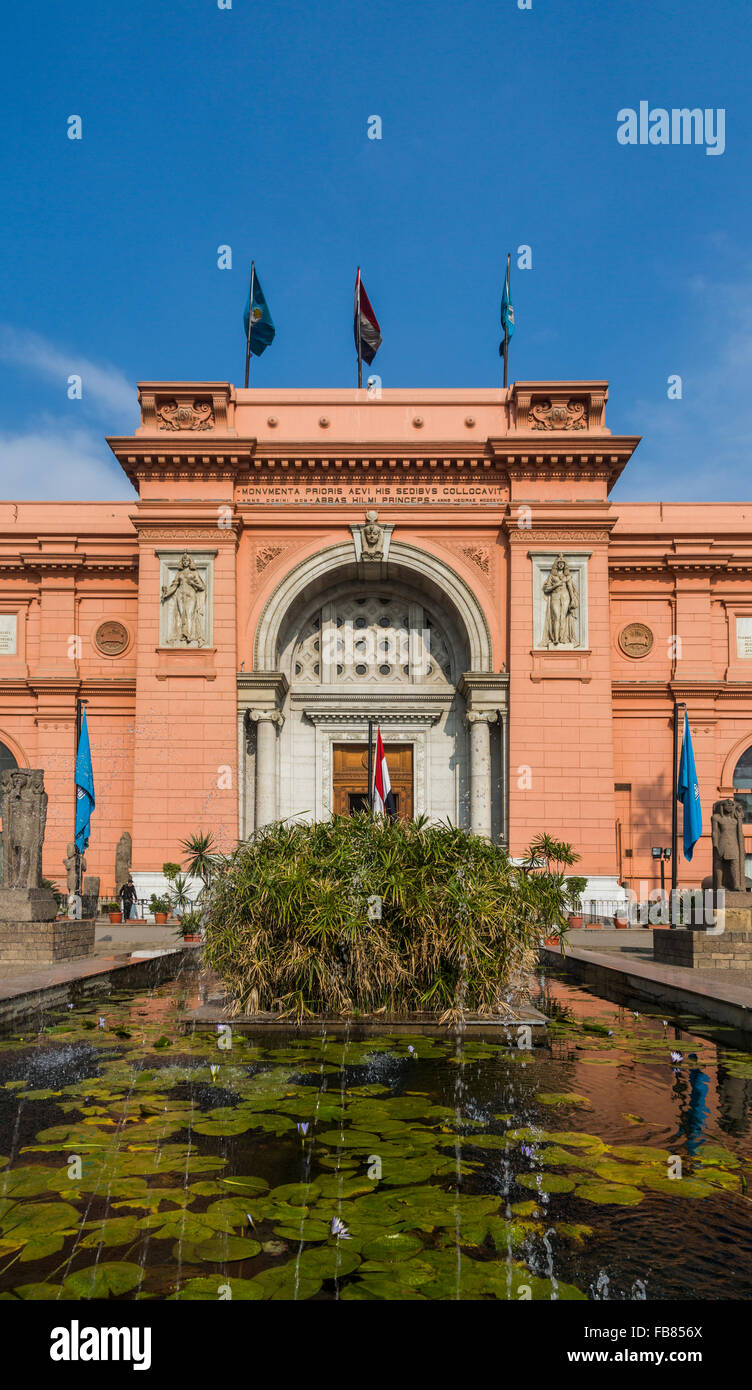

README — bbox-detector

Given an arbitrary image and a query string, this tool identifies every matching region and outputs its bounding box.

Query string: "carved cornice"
[305,709,442,726]
[508,381,609,432]
[135,527,239,545]
[505,527,611,545]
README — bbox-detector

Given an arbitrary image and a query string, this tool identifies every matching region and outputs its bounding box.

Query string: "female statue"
[542,555,579,647]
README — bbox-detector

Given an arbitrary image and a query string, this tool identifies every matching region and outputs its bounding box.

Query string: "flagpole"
[503,252,510,389]
[671,701,686,891]
[356,267,363,389]
[367,718,374,812]
[244,260,255,389]
[74,698,88,896]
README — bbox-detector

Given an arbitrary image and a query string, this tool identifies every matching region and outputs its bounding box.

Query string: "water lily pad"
[642,1175,713,1198]
[516,1173,575,1194]
[538,1094,590,1107]
[80,1216,143,1247]
[176,1236,261,1263]
[360,1232,424,1262]
[316,1129,382,1150]
[574,1181,644,1206]
[62,1261,145,1298]
[169,1276,263,1300]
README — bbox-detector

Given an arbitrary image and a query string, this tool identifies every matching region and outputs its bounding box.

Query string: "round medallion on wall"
[95,620,129,656]
[618,622,653,658]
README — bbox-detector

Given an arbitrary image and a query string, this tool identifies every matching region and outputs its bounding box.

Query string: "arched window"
[732,745,752,822]
[0,742,18,779]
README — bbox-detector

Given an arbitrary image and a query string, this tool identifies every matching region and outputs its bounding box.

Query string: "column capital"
[466,709,499,727]
[248,708,284,728]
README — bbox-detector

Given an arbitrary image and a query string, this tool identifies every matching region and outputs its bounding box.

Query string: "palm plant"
[180,831,220,887]
[204,815,581,1021]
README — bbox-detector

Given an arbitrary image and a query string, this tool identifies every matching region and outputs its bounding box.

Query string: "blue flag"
[243,267,276,357]
[75,708,95,853]
[500,259,515,352]
[677,711,702,860]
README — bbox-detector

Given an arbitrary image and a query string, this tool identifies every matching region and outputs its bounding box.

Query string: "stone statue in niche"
[115,831,132,894]
[160,553,206,647]
[542,555,579,647]
[360,510,385,561]
[711,798,747,893]
[1,769,47,889]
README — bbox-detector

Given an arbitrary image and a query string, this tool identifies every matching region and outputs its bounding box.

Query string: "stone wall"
[0,920,96,964]
[653,929,752,974]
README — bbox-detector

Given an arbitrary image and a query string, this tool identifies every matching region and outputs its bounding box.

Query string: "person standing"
[119,877,137,921]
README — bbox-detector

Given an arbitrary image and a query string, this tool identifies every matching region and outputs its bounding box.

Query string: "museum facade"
[2,377,752,907]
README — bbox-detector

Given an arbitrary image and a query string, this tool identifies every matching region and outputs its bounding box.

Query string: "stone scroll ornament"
[1,769,47,889]
[160,553,207,647]
[157,399,214,431]
[542,555,579,647]
[529,399,587,430]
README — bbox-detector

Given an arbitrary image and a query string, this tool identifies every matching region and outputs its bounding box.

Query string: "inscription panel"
[235,480,508,507]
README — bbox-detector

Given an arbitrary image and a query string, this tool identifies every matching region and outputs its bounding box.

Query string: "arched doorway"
[240,541,507,837]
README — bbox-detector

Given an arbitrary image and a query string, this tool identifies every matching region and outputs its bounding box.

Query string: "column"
[467,711,494,837]
[251,710,282,830]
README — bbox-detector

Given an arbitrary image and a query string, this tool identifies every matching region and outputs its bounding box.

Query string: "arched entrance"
[239,541,507,838]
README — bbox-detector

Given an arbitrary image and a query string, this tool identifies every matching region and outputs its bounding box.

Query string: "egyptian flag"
[354,267,382,365]
[373,727,397,818]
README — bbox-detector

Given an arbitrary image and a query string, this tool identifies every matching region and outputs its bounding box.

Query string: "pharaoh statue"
[115,831,132,894]
[711,798,747,893]
[160,552,206,647]
[1,769,47,890]
[63,841,86,894]
[542,554,579,647]
[360,510,385,561]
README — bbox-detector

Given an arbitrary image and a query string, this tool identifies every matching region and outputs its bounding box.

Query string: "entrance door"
[333,743,413,819]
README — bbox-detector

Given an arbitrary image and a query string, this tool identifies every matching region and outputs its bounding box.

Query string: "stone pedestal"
[654,926,752,975]
[0,888,95,963]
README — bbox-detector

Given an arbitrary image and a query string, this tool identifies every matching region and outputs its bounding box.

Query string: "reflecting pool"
[0,967,750,1300]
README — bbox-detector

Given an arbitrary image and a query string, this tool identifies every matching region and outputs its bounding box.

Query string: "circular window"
[313,663,319,675]
[355,664,367,676]
[355,617,367,630]
[295,662,302,675]
[378,616,390,627]
[379,664,391,676]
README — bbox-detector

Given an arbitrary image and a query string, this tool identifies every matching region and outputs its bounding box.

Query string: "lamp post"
[651,845,672,900]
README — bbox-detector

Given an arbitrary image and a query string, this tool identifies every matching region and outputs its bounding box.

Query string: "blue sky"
[0,0,748,501]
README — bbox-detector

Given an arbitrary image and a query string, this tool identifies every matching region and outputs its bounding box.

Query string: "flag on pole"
[372,727,396,819]
[74,708,95,853]
[243,268,276,357]
[354,268,381,365]
[677,710,703,860]
[499,255,515,354]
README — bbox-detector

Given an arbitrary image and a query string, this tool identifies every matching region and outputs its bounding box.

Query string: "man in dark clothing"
[119,877,137,921]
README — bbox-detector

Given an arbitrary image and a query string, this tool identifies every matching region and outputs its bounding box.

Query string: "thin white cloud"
[0,325,138,420]
[615,268,752,502]
[0,425,136,500]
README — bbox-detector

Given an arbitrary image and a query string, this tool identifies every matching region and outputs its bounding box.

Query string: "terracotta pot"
[183,933,202,943]
[568,915,584,928]
[543,936,559,947]
[108,911,122,924]
[154,912,168,925]
[614,915,629,929]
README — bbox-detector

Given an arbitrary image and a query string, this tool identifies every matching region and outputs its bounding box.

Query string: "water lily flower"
[407,1045,417,1058]
[296,1121,310,1138]
[98,1017,106,1029]
[209,1064,220,1081]
[331,1216,351,1239]
[633,1011,639,1019]
[670,1050,683,1064]
[607,1030,614,1036]
[246,1212,255,1229]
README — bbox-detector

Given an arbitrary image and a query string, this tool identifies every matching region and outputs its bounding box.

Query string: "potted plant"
[167,873,193,918]
[177,909,203,944]
[149,893,171,925]
[103,899,122,924]
[565,874,588,928]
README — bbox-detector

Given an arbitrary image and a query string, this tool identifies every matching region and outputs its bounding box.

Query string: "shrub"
[149,893,171,916]
[203,815,580,1021]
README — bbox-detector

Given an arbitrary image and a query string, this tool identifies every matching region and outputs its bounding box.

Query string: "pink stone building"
[1,378,751,909]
